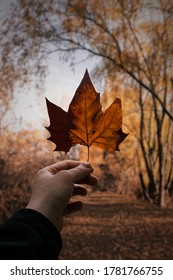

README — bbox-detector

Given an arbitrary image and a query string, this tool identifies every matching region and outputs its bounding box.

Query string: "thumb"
[66,162,94,182]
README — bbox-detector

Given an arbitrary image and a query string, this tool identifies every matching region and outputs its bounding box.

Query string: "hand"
[26,160,98,231]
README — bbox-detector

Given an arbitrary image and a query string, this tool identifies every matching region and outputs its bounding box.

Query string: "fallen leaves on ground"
[61,193,173,259]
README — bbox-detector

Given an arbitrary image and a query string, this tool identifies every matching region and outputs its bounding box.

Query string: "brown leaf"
[89,98,128,151]
[68,70,103,147]
[46,98,74,152]
[46,69,128,157]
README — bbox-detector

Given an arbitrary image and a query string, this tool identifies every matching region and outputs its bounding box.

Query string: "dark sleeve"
[0,209,62,260]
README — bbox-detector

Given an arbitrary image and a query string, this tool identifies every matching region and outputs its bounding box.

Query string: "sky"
[0,0,101,132]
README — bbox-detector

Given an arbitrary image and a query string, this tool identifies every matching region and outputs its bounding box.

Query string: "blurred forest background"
[0,0,173,259]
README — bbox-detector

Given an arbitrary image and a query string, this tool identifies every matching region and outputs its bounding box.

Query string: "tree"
[1,0,173,206]
[0,128,76,222]
[0,63,17,132]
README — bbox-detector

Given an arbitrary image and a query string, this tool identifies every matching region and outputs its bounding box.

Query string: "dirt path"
[61,192,173,259]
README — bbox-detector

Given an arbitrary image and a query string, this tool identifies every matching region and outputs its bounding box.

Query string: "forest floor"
[61,192,173,260]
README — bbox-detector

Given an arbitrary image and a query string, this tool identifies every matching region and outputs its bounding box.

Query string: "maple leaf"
[46,70,128,160]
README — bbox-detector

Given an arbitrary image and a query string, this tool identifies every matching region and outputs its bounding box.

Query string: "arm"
[0,208,62,260]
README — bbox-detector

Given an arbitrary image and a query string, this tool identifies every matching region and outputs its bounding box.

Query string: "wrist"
[26,196,63,231]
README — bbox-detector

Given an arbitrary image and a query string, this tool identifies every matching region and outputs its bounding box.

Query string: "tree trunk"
[159,178,165,207]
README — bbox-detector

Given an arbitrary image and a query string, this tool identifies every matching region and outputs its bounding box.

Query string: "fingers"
[65,162,94,182]
[73,185,88,196]
[63,185,87,216]
[77,174,98,186]
[63,201,83,216]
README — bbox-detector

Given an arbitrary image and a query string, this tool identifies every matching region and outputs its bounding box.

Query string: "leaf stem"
[87,146,90,162]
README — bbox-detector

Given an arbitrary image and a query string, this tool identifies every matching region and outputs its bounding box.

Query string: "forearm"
[0,209,62,260]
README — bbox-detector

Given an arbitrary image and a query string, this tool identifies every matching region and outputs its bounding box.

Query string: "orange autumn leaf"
[46,70,128,159]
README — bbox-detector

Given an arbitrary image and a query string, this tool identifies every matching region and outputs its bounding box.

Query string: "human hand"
[26,160,98,231]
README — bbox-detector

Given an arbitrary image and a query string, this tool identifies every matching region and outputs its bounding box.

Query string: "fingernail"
[81,162,92,169]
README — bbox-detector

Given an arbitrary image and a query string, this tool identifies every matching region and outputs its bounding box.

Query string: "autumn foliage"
[0,0,173,234]
[1,0,173,261]
[46,70,128,160]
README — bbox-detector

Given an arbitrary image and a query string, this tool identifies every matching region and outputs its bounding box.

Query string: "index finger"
[77,174,98,186]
